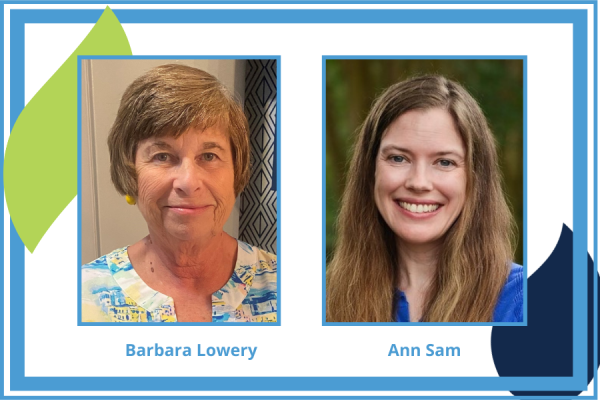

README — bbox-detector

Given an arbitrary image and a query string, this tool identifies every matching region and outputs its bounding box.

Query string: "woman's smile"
[164,204,213,216]
[395,200,442,217]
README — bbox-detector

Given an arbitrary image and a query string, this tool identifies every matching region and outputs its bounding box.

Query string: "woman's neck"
[396,240,441,322]
[130,232,238,295]
[396,240,440,292]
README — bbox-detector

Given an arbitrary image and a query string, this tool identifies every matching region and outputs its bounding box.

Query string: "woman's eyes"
[390,155,406,163]
[387,155,456,168]
[153,153,172,162]
[437,159,456,168]
[151,153,218,163]
[201,153,216,162]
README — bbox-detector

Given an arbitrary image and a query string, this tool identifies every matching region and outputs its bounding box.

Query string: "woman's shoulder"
[507,263,523,280]
[493,263,523,322]
[82,247,129,270]
[82,254,109,271]
[230,241,277,322]
[236,240,277,272]
[81,248,131,322]
[235,241,277,296]
[81,248,130,285]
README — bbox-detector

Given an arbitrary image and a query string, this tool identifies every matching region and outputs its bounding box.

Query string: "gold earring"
[125,195,136,205]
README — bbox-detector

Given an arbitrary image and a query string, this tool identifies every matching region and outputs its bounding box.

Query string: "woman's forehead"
[139,125,231,150]
[380,109,465,156]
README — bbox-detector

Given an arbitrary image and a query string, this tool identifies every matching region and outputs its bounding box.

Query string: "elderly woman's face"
[374,108,467,248]
[134,126,235,243]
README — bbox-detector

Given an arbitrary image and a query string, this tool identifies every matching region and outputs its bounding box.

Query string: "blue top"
[395,263,523,322]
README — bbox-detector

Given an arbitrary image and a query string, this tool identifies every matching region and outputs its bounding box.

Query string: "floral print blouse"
[81,241,277,322]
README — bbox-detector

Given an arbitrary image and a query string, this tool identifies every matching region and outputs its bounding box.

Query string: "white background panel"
[20,21,572,378]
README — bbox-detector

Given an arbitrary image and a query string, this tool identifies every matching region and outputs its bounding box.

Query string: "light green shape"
[4,7,132,252]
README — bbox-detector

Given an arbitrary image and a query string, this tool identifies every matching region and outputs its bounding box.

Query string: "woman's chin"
[394,230,444,248]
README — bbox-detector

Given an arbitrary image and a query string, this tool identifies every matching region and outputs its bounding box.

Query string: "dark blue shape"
[491,224,599,396]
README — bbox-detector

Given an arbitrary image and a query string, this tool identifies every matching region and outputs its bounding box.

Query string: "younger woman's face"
[374,108,467,249]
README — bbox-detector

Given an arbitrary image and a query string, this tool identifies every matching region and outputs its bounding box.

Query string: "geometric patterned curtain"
[239,60,277,254]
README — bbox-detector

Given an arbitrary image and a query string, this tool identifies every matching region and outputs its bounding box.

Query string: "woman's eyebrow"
[433,150,464,158]
[380,145,413,154]
[380,145,464,158]
[146,141,172,151]
[202,142,226,151]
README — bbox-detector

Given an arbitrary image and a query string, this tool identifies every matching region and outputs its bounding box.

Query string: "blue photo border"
[3,3,596,397]
[76,55,282,327]
[322,55,528,327]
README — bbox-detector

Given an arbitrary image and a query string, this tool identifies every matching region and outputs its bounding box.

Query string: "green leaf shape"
[4,7,132,253]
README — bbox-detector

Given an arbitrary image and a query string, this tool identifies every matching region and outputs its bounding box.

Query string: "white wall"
[81,59,246,264]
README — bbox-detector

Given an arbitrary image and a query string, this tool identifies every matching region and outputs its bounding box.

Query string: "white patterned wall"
[239,60,277,254]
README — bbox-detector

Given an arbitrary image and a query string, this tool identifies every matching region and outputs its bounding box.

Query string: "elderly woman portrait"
[82,63,277,323]
[326,66,523,322]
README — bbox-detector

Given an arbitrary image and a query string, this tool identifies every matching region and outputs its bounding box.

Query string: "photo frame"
[2,2,596,398]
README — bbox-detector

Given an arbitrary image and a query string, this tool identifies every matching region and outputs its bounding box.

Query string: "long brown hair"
[326,75,516,322]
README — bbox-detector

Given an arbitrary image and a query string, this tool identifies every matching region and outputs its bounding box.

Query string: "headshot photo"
[325,59,523,323]
[80,59,278,323]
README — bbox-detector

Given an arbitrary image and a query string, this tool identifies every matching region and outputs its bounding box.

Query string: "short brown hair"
[107,64,250,197]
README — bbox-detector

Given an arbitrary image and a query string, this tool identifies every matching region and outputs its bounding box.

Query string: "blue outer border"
[76,55,282,326]
[3,4,596,397]
[0,0,597,3]
[322,55,528,327]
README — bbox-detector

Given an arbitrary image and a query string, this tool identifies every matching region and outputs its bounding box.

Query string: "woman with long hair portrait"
[326,75,522,323]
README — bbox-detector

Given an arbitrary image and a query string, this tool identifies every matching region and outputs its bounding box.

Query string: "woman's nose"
[173,160,202,195]
[405,164,433,191]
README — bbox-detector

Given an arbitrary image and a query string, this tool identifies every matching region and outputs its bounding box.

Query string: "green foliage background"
[326,59,523,265]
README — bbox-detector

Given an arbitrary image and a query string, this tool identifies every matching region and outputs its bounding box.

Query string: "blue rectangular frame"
[3,4,596,397]
[321,55,528,327]
[76,55,282,326]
